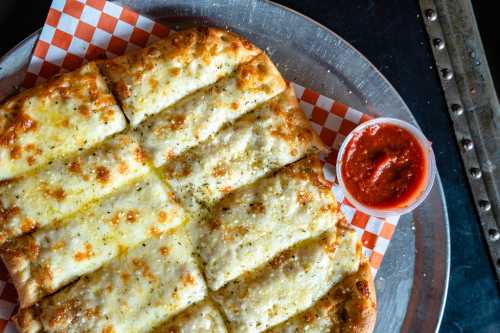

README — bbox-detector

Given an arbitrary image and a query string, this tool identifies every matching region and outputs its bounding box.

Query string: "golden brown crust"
[266,257,376,333]
[0,236,42,308]
[325,261,377,333]
[13,306,42,333]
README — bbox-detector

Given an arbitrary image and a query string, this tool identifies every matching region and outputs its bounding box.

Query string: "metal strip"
[420,0,500,281]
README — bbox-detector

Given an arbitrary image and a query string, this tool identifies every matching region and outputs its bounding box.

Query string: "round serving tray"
[0,1,449,332]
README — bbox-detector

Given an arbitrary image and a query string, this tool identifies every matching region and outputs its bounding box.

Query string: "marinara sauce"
[340,123,427,209]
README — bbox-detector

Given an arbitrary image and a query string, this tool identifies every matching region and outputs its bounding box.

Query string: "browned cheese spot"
[134,147,146,164]
[168,191,179,204]
[356,280,371,298]
[68,160,81,174]
[0,107,38,150]
[158,211,168,223]
[159,246,170,256]
[181,272,196,286]
[148,226,162,238]
[297,190,312,205]
[207,219,221,231]
[59,117,70,128]
[149,78,159,92]
[110,212,120,226]
[320,204,338,214]
[126,210,138,223]
[74,243,94,261]
[169,67,181,76]
[26,156,36,166]
[270,250,291,269]
[165,149,175,161]
[20,218,37,233]
[212,163,227,177]
[0,205,21,225]
[84,307,100,319]
[45,187,66,201]
[47,299,78,329]
[114,80,131,99]
[95,166,110,183]
[121,272,130,283]
[78,104,91,118]
[9,145,22,159]
[132,259,156,281]
[118,161,128,175]
[102,325,115,333]
[248,202,265,214]
[99,108,116,124]
[223,225,248,242]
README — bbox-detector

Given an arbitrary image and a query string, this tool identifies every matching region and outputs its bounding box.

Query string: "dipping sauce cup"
[336,117,436,217]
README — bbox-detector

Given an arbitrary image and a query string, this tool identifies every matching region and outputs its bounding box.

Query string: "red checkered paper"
[22,0,169,88]
[0,0,399,329]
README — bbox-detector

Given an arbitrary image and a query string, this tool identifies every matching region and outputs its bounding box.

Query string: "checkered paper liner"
[0,0,400,329]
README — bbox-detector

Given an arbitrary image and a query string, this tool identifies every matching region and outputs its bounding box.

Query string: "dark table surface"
[1,0,499,332]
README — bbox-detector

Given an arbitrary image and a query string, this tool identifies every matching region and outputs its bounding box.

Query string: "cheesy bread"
[14,227,206,333]
[265,262,376,333]
[99,27,261,126]
[162,86,327,217]
[151,300,227,333]
[0,26,377,333]
[212,227,362,333]
[193,155,340,290]
[0,62,126,179]
[137,53,286,167]
[0,133,149,245]
[1,173,185,308]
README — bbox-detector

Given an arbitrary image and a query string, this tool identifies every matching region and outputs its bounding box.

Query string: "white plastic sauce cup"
[336,117,437,217]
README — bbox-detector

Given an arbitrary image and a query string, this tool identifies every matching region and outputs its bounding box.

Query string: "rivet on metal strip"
[470,168,482,179]
[461,138,474,151]
[441,68,453,80]
[433,38,445,50]
[479,200,492,212]
[425,8,437,21]
[488,229,500,242]
[451,104,464,115]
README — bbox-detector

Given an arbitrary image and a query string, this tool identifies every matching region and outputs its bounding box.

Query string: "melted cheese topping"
[0,62,126,179]
[0,133,149,245]
[212,229,361,333]
[265,262,376,333]
[162,86,323,217]
[15,227,207,333]
[100,27,261,126]
[2,173,185,308]
[151,300,228,333]
[0,28,374,333]
[194,155,340,290]
[137,53,286,167]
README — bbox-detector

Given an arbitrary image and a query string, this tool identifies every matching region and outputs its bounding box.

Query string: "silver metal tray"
[0,1,450,332]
